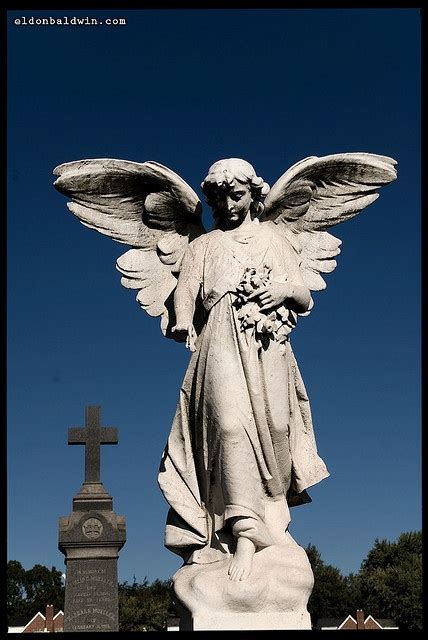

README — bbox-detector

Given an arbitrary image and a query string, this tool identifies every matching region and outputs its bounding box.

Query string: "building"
[317,609,398,630]
[8,605,64,633]
[167,615,180,631]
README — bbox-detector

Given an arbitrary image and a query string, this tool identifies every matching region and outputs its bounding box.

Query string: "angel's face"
[211,182,253,227]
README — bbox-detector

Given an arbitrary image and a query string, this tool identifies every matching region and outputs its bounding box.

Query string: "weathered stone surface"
[59,406,126,633]
[174,531,314,630]
[62,559,119,632]
[181,611,311,631]
[54,155,397,630]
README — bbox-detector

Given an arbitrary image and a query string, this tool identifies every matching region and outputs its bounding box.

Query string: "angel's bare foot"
[228,537,255,582]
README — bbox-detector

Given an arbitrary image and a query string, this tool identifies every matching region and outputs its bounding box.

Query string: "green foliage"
[7,561,64,623]
[358,531,422,630]
[24,564,64,614]
[305,543,353,625]
[342,572,362,614]
[306,530,422,631]
[118,577,173,631]
[7,561,27,618]
[9,532,421,631]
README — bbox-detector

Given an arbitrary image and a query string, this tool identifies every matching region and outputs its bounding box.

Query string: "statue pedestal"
[173,531,313,631]
[180,611,311,631]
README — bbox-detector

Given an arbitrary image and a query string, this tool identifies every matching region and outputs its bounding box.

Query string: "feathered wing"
[53,158,206,335]
[260,153,397,295]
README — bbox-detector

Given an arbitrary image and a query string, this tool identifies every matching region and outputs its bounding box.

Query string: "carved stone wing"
[53,158,206,335]
[260,153,397,292]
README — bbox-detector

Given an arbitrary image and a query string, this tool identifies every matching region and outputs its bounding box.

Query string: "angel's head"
[201,159,270,228]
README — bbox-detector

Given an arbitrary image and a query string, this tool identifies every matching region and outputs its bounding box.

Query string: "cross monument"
[59,406,126,632]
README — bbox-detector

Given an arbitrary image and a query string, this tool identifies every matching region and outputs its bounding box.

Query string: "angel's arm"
[171,240,204,348]
[277,238,312,312]
[279,284,311,314]
[174,242,203,324]
[274,278,311,315]
[249,238,312,313]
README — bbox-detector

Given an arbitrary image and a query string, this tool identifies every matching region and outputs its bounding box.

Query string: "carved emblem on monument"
[82,518,103,539]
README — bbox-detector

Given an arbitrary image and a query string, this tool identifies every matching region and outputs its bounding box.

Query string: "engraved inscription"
[64,560,118,632]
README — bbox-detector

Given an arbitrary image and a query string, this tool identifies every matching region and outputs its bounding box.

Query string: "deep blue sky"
[7,8,420,584]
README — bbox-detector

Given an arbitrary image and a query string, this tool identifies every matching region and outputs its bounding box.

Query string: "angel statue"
[54,153,396,629]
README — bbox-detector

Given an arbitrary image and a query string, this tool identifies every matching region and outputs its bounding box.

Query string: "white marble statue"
[54,154,396,629]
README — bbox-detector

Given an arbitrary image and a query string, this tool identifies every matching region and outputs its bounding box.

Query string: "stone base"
[173,531,314,631]
[180,611,311,631]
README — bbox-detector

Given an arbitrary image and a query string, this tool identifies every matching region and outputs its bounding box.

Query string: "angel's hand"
[247,283,292,311]
[171,323,197,352]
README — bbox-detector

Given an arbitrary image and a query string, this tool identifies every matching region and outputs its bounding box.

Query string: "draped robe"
[158,221,329,564]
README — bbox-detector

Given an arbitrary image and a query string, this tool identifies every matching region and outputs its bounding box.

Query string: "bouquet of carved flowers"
[233,265,297,353]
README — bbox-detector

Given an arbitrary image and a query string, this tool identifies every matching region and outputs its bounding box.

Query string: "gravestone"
[59,406,126,632]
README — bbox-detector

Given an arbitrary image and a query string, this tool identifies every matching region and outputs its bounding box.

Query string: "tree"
[7,561,64,623]
[306,531,422,630]
[357,531,422,630]
[342,571,362,616]
[118,577,173,631]
[305,544,352,626]
[24,564,64,615]
[7,560,27,619]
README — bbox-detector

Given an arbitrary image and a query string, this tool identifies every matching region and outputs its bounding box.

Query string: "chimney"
[45,604,54,632]
[356,609,365,630]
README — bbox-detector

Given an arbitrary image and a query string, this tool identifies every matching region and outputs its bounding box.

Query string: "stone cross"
[68,406,117,483]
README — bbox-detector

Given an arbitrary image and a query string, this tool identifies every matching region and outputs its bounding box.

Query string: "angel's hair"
[201,158,270,217]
